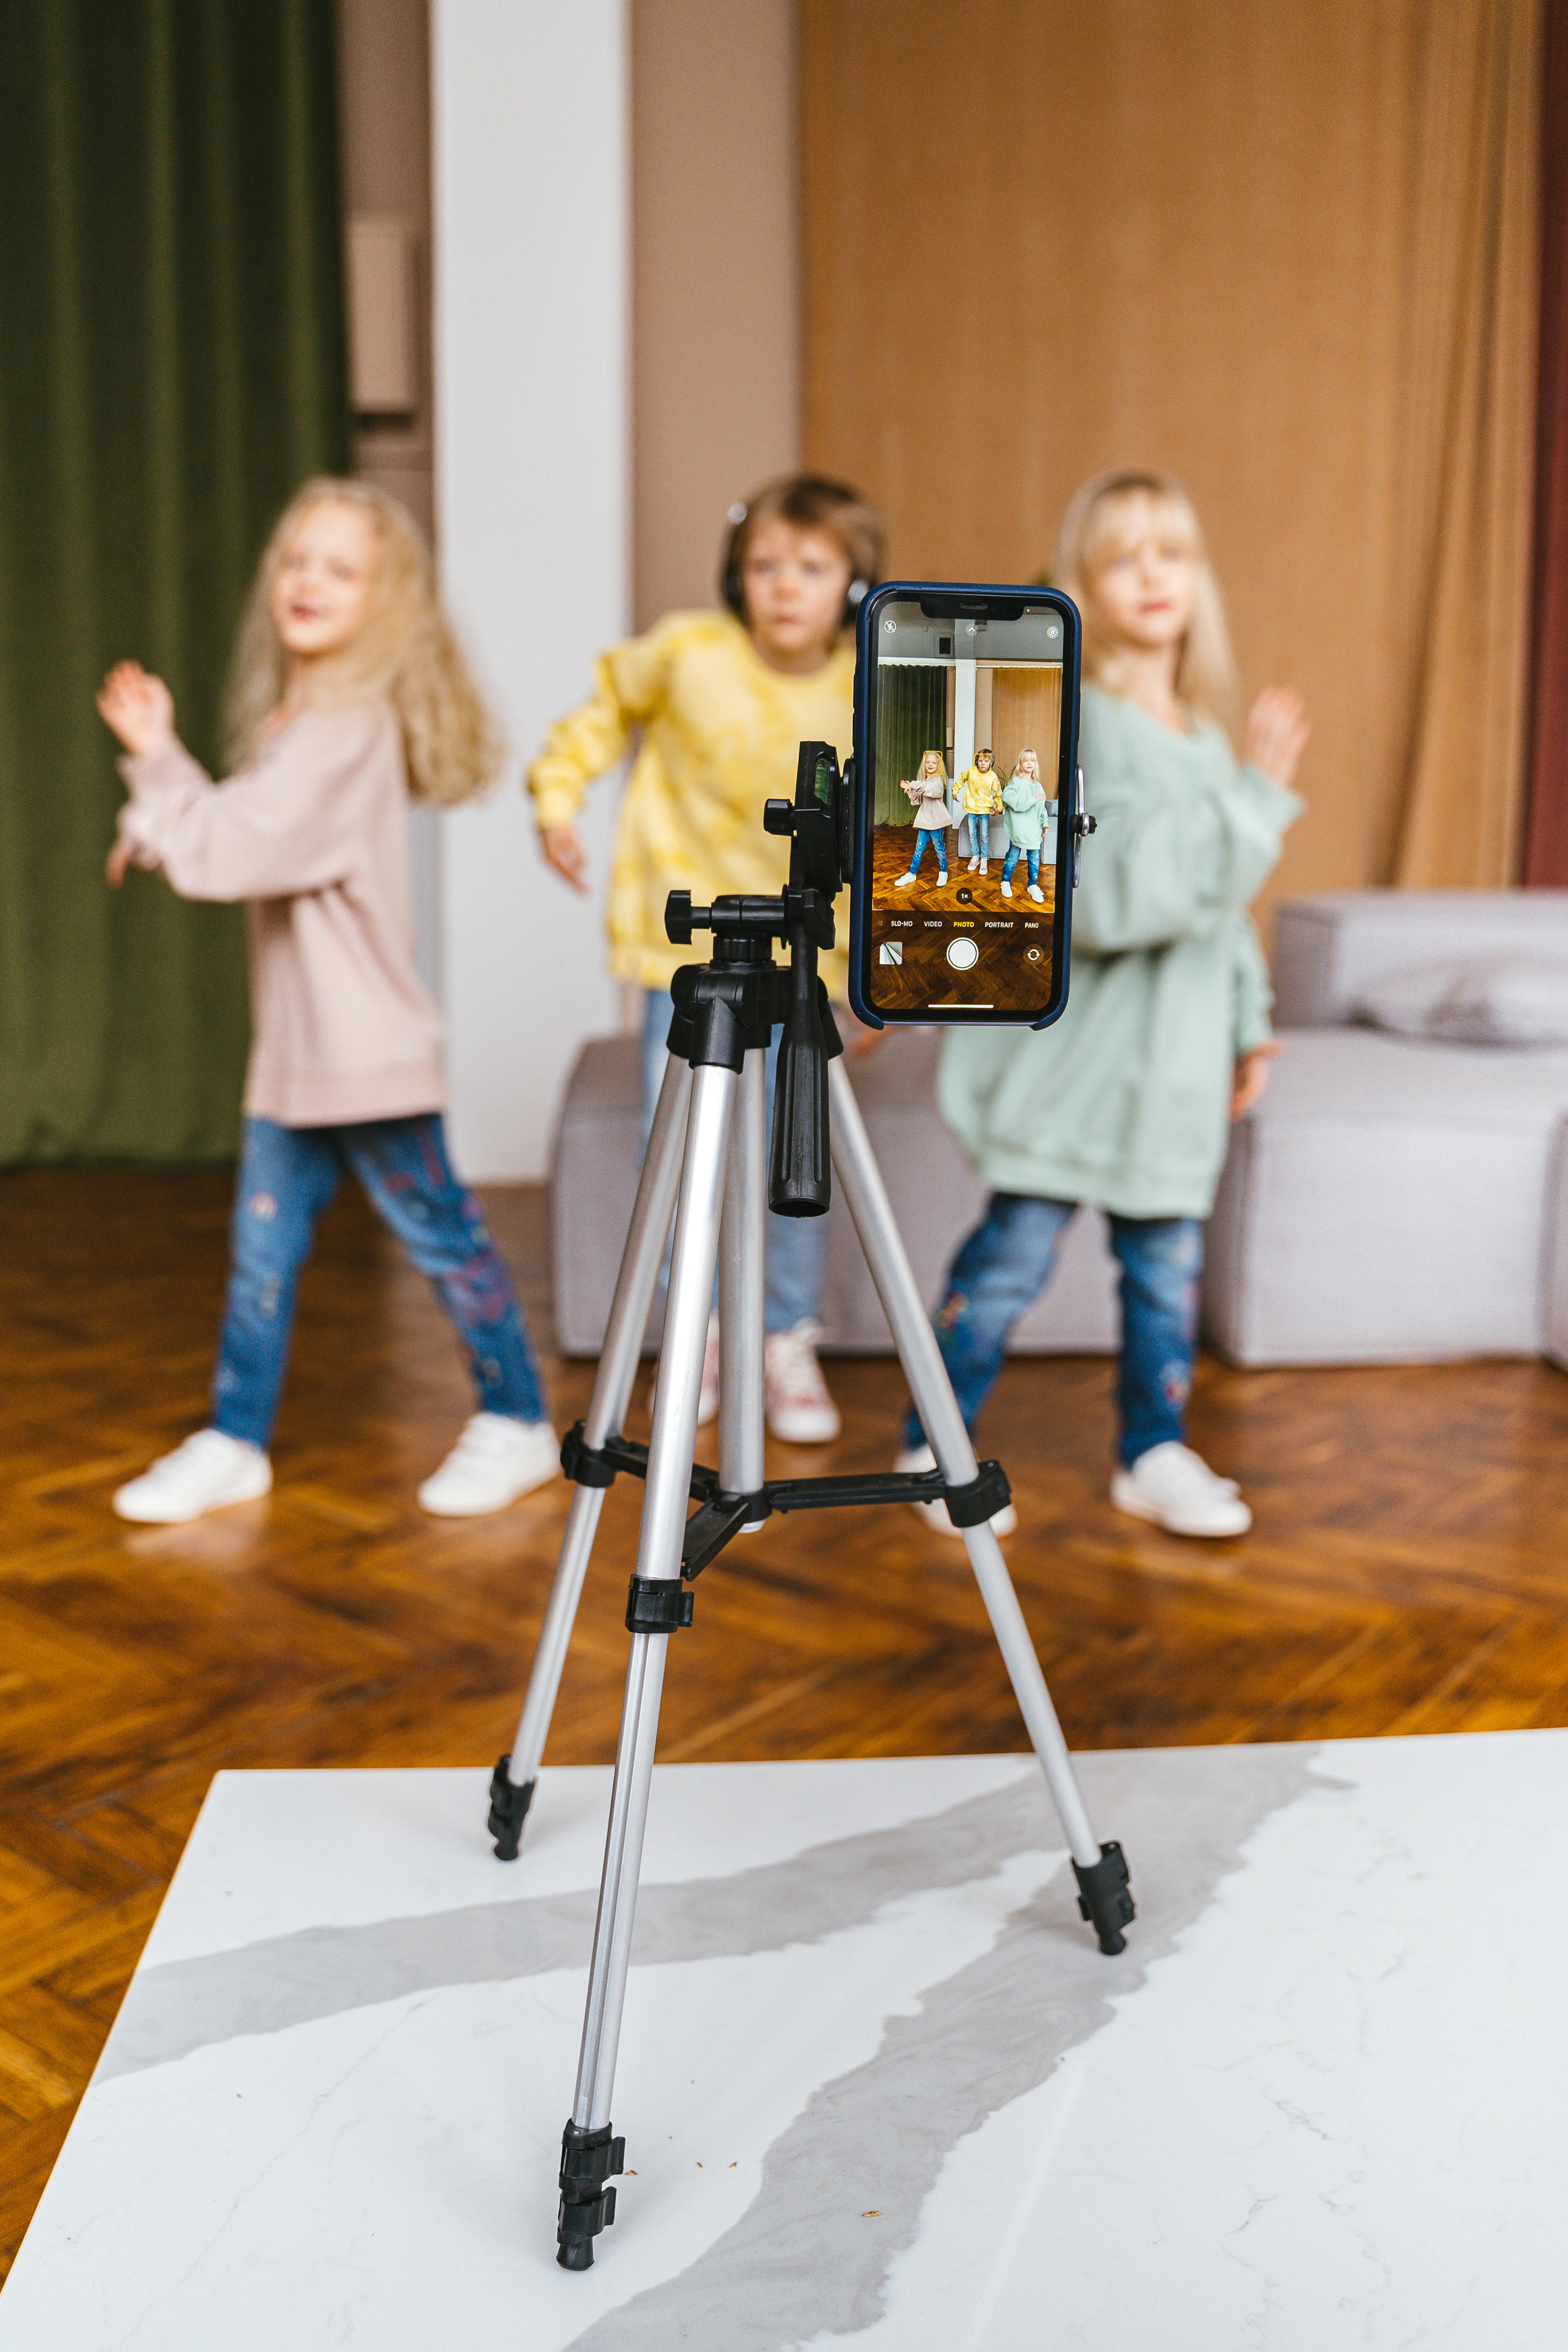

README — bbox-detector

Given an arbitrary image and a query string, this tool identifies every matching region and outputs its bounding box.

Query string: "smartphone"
[847,581,1081,1029]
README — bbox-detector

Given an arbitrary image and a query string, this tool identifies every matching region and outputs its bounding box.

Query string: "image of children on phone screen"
[893,748,951,886]
[999,748,1048,901]
[956,748,1004,871]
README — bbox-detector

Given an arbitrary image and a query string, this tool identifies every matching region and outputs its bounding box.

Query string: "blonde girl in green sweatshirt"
[900,470,1308,1540]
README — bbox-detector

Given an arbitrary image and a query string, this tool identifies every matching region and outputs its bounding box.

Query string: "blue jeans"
[211,1114,547,1448]
[904,1193,1203,1468]
[905,827,948,878]
[963,812,991,858]
[1001,844,1040,887]
[641,990,826,1333]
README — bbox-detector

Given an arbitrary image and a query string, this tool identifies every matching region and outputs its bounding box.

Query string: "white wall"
[431,1,628,1180]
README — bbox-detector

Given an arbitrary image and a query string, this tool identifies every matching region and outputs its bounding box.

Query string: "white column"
[431,1,628,1180]
[953,660,977,786]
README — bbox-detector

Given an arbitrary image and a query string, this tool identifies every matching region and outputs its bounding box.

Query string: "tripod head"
[663,742,850,1219]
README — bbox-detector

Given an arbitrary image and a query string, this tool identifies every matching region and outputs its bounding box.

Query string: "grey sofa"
[551,891,1568,1369]
[1204,891,1568,1364]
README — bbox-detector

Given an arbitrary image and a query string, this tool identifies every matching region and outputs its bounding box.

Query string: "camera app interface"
[868,602,1067,1016]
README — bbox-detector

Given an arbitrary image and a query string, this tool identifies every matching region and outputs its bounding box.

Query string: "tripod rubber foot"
[488,1756,534,1861]
[1072,1839,1135,1955]
[557,2118,625,2269]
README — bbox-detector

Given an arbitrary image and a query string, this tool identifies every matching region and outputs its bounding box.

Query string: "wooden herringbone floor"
[4,1164,1568,2275]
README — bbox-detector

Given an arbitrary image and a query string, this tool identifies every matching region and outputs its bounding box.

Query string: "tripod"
[486,753,1135,2270]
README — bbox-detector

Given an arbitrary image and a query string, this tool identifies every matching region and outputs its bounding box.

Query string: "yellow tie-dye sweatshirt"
[527,611,854,994]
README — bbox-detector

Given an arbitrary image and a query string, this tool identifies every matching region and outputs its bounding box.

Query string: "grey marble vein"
[100,1768,1051,2080]
[562,1742,1321,2352]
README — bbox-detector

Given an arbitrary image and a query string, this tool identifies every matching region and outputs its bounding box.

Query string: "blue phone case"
[846,581,1082,1031]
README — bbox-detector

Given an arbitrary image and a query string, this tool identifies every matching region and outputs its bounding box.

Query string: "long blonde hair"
[1056,470,1237,723]
[225,478,504,803]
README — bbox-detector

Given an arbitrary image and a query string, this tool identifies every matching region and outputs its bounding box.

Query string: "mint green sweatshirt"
[937,684,1302,1219]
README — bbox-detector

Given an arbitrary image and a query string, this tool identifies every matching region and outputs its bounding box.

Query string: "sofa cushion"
[1354,955,1568,1046]
[1203,1028,1568,1364]
[550,1030,1120,1358]
[1273,891,1568,1027]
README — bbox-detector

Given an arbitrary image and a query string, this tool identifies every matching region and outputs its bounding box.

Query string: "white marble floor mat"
[2,1733,1565,2349]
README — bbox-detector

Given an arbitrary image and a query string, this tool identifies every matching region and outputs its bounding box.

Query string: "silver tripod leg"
[488,1053,693,1858]
[718,1051,767,1512]
[556,1060,737,2268]
[827,1057,1102,1870]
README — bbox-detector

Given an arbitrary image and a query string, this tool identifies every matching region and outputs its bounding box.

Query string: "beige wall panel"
[633,0,800,627]
[339,0,435,541]
[801,0,1539,917]
[339,0,440,991]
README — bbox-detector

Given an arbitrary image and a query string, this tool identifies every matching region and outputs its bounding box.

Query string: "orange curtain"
[1392,0,1542,884]
[1524,0,1568,882]
[802,0,1543,914]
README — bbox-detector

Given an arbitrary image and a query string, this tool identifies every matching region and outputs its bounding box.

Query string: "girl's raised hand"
[541,822,590,894]
[1231,1039,1282,1120]
[1244,686,1309,790]
[97,662,175,757]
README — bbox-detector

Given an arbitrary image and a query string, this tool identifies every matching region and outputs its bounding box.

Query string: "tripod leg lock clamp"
[626,1575,695,1633]
[561,1421,619,1489]
[943,1460,1013,1529]
[557,2119,625,2268]
[1072,1839,1135,1955]
[487,1756,534,1861]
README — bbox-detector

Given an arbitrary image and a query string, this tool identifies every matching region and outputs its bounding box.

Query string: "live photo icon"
[878,942,903,965]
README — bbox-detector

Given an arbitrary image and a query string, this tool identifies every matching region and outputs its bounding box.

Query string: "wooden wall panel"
[802,0,1540,917]
[988,668,1062,792]
[632,0,800,626]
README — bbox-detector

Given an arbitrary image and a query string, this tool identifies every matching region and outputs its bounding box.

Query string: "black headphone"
[720,487,873,630]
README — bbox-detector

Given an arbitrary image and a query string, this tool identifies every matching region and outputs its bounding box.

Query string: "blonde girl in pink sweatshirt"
[98,479,556,1524]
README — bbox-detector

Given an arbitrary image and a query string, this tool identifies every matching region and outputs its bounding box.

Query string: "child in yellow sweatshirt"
[529,475,886,1443]
[955,749,1005,872]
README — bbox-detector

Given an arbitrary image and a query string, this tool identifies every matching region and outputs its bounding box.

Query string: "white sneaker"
[418,1414,558,1516]
[764,1319,841,1443]
[1028,882,1045,903]
[895,1443,1017,1539]
[1110,1441,1251,1537]
[894,871,918,888]
[967,855,980,871]
[113,1429,272,1524]
[978,859,989,876]
[1000,880,1013,898]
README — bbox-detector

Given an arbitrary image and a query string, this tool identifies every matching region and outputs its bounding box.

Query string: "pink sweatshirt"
[118,700,445,1127]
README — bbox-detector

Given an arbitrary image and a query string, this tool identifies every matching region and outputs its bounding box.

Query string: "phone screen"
[858,593,1075,1023]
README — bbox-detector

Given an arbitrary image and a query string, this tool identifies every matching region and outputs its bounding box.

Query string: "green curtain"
[874,666,948,824]
[0,0,350,1162]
